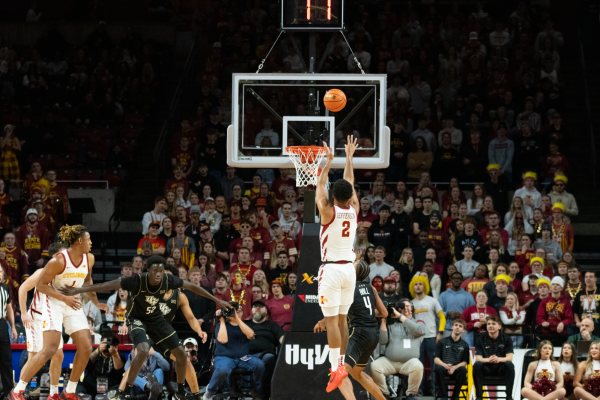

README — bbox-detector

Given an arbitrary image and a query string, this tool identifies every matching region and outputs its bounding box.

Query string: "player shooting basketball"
[316,135,360,392]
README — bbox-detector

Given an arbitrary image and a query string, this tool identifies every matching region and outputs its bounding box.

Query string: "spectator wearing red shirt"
[230,237,263,270]
[2,233,28,284]
[460,290,498,347]
[46,169,69,223]
[515,233,535,270]
[16,209,50,275]
[271,168,296,204]
[426,210,449,264]
[171,136,195,176]
[479,212,509,246]
[518,274,539,308]
[223,268,254,320]
[411,172,440,204]
[247,211,270,254]
[357,197,378,228]
[164,164,190,197]
[230,247,258,286]
[461,264,490,300]
[266,279,293,331]
[229,220,254,262]
[137,223,166,255]
[34,200,56,239]
[264,221,298,265]
[536,277,573,335]
[213,273,230,301]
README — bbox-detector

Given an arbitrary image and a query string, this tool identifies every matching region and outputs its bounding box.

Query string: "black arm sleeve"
[120,276,139,293]
[168,274,184,290]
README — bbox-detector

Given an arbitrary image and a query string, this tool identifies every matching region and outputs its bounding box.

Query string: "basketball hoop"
[285,145,328,188]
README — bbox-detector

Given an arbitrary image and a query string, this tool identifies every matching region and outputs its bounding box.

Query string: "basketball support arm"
[247,88,305,143]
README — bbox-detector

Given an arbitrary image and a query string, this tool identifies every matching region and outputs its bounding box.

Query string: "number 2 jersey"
[348,282,378,330]
[121,273,184,322]
[320,205,357,262]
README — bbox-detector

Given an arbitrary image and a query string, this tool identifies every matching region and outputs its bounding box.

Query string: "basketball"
[323,89,347,112]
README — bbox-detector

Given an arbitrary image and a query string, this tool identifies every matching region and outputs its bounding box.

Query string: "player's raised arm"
[182,280,232,310]
[343,135,360,212]
[316,141,335,222]
[58,277,123,296]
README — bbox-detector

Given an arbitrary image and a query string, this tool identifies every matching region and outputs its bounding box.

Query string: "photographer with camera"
[76,333,126,397]
[371,299,426,400]
[203,302,264,400]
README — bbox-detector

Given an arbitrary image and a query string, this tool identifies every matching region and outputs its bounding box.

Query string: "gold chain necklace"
[567,282,581,299]
[230,289,245,303]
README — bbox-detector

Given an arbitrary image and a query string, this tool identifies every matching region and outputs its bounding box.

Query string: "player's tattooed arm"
[58,278,123,296]
[182,281,232,309]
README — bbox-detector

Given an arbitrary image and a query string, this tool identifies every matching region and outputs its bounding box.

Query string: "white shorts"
[26,311,64,353]
[42,296,88,336]
[318,262,356,317]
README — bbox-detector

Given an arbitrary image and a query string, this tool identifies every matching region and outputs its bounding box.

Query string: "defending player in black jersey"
[118,266,208,400]
[315,260,389,400]
[59,255,230,400]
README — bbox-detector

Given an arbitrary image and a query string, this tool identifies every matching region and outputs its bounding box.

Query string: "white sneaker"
[202,391,212,400]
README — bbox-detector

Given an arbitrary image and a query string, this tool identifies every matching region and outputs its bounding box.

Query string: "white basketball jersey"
[320,205,357,262]
[51,249,89,290]
[29,288,45,319]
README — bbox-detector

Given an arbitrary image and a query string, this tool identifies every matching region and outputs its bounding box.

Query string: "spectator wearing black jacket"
[433,132,462,182]
[454,218,484,261]
[391,197,412,249]
[484,164,510,218]
[368,205,397,261]
[388,119,411,182]
[213,214,240,269]
[461,129,488,182]
[513,119,541,177]
[412,230,433,270]
[190,162,221,196]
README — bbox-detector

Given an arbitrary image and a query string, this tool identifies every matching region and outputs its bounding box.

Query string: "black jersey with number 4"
[348,282,378,329]
[121,273,184,322]
[159,288,181,324]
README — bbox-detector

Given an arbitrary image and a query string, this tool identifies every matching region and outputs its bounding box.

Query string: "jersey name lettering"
[62,272,86,279]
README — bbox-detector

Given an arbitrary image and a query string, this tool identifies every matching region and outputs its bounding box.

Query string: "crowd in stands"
[0,0,591,399]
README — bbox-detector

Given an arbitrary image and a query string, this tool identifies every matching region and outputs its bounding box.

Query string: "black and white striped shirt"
[475,332,513,358]
[436,336,470,366]
[0,283,11,319]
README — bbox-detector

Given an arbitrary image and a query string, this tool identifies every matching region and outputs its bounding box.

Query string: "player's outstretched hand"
[313,319,327,333]
[344,135,359,158]
[97,303,110,313]
[322,141,334,163]
[58,286,79,296]
[217,299,232,310]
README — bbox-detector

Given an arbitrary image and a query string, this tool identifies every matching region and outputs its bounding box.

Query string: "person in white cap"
[201,197,221,233]
[536,276,573,339]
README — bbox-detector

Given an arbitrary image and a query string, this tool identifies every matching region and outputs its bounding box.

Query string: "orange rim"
[285,145,324,164]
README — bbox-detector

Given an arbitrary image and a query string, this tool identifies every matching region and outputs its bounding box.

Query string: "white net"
[286,146,327,188]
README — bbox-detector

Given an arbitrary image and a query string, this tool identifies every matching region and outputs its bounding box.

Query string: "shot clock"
[281,0,344,30]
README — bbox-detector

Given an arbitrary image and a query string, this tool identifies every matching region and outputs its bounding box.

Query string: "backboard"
[226,73,390,169]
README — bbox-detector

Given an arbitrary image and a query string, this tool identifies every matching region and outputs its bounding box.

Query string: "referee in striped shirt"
[0,265,17,398]
[434,318,469,400]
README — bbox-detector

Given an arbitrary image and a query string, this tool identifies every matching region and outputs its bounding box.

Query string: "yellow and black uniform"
[346,282,379,368]
[121,273,184,357]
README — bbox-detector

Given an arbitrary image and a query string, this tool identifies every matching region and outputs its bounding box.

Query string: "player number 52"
[147,306,156,314]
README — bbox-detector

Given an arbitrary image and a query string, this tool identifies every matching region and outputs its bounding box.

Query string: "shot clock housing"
[281,0,344,30]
